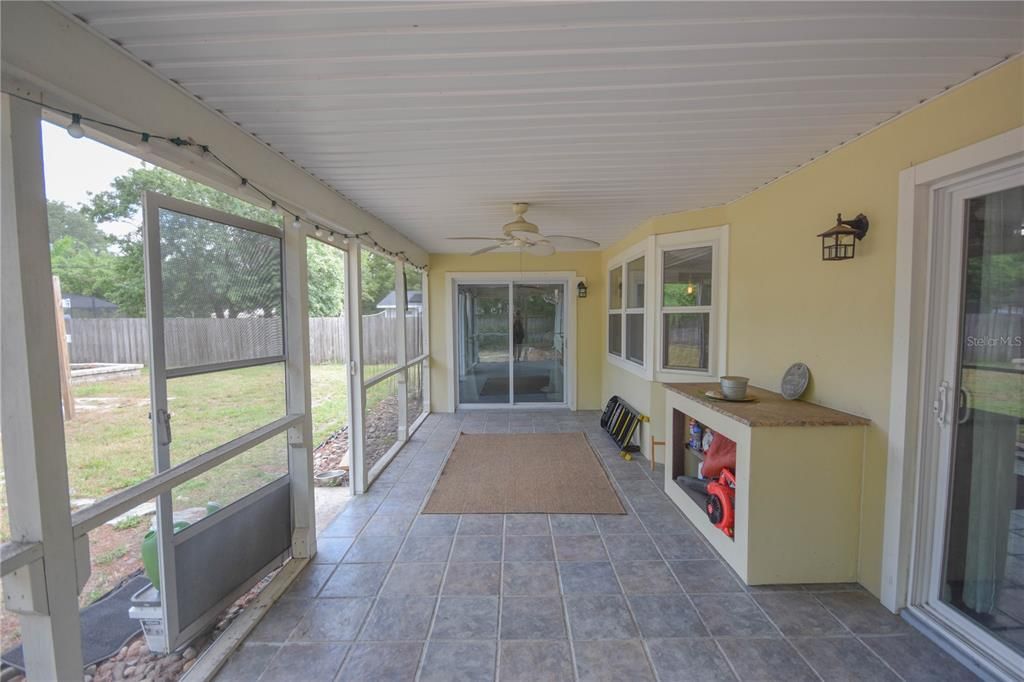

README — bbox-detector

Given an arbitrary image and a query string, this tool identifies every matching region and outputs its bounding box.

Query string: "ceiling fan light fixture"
[445,202,600,255]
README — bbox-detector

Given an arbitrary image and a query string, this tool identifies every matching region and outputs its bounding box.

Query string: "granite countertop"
[663,382,870,428]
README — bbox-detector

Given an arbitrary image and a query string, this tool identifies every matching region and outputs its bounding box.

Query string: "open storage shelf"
[662,382,869,585]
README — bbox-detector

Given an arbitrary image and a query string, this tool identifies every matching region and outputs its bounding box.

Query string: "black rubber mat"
[2,572,149,671]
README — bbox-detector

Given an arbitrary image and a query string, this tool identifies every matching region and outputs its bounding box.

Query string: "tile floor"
[215,410,979,681]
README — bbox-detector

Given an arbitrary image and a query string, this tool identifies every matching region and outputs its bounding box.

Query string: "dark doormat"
[2,572,148,671]
[480,375,549,397]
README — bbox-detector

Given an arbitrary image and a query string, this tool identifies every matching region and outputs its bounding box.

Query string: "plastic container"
[128,583,165,653]
[140,521,190,590]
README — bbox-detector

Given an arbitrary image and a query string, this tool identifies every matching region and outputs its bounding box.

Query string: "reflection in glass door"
[456,281,567,406]
[513,283,565,403]
[457,284,511,404]
[939,185,1023,656]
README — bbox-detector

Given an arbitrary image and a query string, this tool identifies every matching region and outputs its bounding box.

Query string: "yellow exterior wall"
[427,251,605,411]
[424,59,1021,597]
[597,58,1024,596]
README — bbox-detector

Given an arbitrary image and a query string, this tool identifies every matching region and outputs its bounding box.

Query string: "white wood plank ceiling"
[58,2,1022,252]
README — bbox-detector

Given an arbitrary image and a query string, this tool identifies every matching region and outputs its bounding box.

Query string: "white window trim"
[653,225,729,383]
[606,239,655,380]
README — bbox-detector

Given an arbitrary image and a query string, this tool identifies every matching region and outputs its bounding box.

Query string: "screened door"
[142,192,295,650]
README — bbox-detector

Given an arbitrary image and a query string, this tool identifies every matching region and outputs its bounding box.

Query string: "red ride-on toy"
[704,468,736,538]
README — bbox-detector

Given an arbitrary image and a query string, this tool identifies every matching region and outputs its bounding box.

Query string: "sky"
[41,121,143,237]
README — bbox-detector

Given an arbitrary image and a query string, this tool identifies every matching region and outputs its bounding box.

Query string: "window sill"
[655,368,718,384]
[607,353,653,380]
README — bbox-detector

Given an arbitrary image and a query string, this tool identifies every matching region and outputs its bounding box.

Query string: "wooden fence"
[67,310,424,367]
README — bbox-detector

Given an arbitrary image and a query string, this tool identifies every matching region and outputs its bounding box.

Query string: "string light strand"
[2,89,427,271]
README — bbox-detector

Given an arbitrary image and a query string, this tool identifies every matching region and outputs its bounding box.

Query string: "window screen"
[158,208,283,370]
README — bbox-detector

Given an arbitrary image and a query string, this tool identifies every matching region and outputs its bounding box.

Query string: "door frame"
[882,126,1023,678]
[445,271,578,411]
[141,191,299,651]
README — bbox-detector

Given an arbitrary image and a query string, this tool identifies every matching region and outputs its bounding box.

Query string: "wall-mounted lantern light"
[817,213,869,261]
[577,280,588,298]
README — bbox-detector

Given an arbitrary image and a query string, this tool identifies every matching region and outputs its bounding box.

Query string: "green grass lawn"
[961,367,1024,441]
[0,361,401,541]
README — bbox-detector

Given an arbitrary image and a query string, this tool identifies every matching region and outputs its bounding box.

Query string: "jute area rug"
[422,432,625,514]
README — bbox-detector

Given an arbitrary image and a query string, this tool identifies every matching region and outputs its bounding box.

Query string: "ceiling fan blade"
[544,235,601,249]
[471,244,504,256]
[525,241,556,256]
[447,236,505,241]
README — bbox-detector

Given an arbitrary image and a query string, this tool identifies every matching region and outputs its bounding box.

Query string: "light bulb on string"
[237,177,249,192]
[66,114,85,139]
[314,225,324,238]
[137,132,151,153]
[292,214,302,231]
[327,232,336,242]
[270,201,286,225]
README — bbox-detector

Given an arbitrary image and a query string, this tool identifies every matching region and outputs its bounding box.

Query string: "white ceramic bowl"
[720,376,749,400]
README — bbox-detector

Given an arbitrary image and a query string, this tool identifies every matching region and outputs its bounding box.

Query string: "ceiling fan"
[448,203,601,256]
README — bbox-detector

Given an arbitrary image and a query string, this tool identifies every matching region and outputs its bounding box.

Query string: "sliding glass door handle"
[956,387,972,425]
[932,381,950,426]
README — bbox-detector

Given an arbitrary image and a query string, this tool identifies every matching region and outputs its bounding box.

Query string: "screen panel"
[158,207,283,370]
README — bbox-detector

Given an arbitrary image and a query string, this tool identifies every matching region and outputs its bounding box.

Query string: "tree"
[48,200,112,252]
[86,166,286,319]
[49,236,118,300]
[360,249,396,315]
[307,240,345,316]
[86,166,278,226]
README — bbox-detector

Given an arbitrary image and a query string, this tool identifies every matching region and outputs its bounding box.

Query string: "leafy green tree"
[360,250,397,315]
[86,166,278,226]
[49,236,118,300]
[307,240,345,316]
[107,236,146,317]
[76,165,366,320]
[85,166,286,318]
[48,200,112,252]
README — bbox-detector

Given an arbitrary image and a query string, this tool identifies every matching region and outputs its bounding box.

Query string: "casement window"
[607,226,728,382]
[655,226,728,381]
[607,241,655,378]
[608,265,623,356]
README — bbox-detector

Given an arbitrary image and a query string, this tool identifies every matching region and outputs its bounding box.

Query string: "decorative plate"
[704,390,757,403]
[781,363,810,400]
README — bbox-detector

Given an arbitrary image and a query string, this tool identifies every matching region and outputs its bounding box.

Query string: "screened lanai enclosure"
[1,43,428,675]
[3,2,1023,681]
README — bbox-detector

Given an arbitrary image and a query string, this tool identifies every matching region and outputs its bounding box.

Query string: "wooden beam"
[1,92,85,681]
[284,223,315,558]
[51,276,74,420]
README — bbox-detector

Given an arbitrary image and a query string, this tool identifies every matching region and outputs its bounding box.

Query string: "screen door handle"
[156,408,173,446]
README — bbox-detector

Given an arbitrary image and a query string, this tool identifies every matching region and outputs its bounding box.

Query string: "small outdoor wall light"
[817,213,869,261]
[577,280,588,298]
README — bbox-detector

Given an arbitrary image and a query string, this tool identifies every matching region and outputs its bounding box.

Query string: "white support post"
[284,227,315,557]
[395,259,409,441]
[348,245,366,494]
[1,93,85,680]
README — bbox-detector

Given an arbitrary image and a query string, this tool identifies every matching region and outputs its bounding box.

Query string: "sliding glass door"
[456,280,567,407]
[457,284,511,404]
[936,183,1023,658]
[513,283,565,403]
